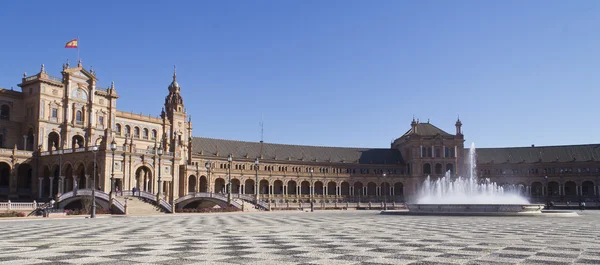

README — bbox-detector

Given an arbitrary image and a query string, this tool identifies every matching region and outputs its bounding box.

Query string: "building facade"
[0,61,598,207]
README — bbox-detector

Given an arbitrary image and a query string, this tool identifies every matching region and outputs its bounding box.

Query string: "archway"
[259,179,269,194]
[75,163,86,189]
[48,132,60,151]
[394,182,404,199]
[531,182,543,197]
[188,175,196,193]
[314,181,323,195]
[367,182,377,196]
[199,175,207,192]
[245,179,255,194]
[300,181,310,195]
[327,181,336,196]
[547,181,559,197]
[564,181,577,197]
[381,182,390,196]
[273,180,283,195]
[354,182,364,196]
[231,178,241,194]
[423,163,431,175]
[434,163,442,175]
[446,163,454,174]
[287,180,297,195]
[63,164,73,193]
[582,181,595,197]
[340,181,350,196]
[72,135,84,149]
[41,166,51,198]
[135,166,153,192]
[0,162,11,192]
[214,178,226,194]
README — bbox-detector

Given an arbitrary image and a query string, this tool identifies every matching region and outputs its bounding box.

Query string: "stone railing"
[48,75,62,83]
[111,198,125,214]
[231,193,269,209]
[159,198,172,213]
[175,192,242,209]
[0,201,37,211]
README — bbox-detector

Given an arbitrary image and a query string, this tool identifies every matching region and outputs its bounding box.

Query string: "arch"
[273,180,283,195]
[63,163,74,193]
[582,181,595,197]
[134,127,140,138]
[48,131,60,151]
[72,135,84,149]
[327,181,336,195]
[314,181,324,195]
[287,180,297,195]
[354,182,364,196]
[188,175,196,193]
[199,175,208,192]
[0,162,11,190]
[340,181,350,196]
[367,182,377,196]
[0,105,9,120]
[214,178,226,194]
[564,181,577,197]
[531,181,543,197]
[124,125,131,137]
[231,178,241,194]
[381,182,390,196]
[74,163,86,189]
[394,182,404,198]
[151,129,157,140]
[245,179,255,194]
[143,128,149,139]
[115,124,122,135]
[259,179,269,194]
[547,181,559,197]
[134,166,153,193]
[423,163,431,175]
[300,180,310,195]
[434,163,443,174]
[445,163,454,174]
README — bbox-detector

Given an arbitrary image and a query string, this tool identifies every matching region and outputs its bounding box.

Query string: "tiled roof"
[191,137,404,165]
[473,144,600,164]
[401,122,453,137]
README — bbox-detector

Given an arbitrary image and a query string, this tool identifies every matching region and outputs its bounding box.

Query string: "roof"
[191,137,404,165]
[401,122,453,137]
[473,144,600,164]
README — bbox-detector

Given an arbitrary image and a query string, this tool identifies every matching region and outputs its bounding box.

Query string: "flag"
[65,39,78,48]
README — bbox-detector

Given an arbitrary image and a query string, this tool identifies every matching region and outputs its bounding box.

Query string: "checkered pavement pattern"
[0,211,599,264]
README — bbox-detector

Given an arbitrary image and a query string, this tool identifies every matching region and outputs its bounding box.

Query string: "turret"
[455,117,462,135]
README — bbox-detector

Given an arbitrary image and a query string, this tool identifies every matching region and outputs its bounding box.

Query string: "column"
[49,177,54,198]
[38,177,43,198]
[324,186,327,197]
[58,176,64,194]
[363,186,367,196]
[391,186,394,196]
[195,179,199,193]
[23,135,27,151]
[85,175,90,189]
[350,186,354,196]
[241,184,244,195]
[576,185,580,196]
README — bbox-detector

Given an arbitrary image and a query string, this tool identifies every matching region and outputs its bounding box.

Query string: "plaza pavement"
[0,210,599,264]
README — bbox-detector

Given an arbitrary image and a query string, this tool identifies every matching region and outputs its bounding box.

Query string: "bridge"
[118,190,173,213]
[57,189,126,214]
[174,192,266,210]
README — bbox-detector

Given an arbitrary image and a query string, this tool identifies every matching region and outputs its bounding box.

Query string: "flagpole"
[77,37,80,63]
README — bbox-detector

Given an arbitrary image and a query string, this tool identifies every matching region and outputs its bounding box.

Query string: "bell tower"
[162,66,188,155]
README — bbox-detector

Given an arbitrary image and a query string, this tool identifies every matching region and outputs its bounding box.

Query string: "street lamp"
[205,161,211,193]
[110,139,117,197]
[544,175,549,207]
[57,149,63,198]
[91,145,98,218]
[382,173,388,211]
[254,158,259,205]
[310,168,314,212]
[157,144,163,201]
[227,154,232,206]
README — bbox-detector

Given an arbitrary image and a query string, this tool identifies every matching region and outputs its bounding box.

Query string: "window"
[143,128,149,139]
[435,148,441,158]
[99,116,104,126]
[116,124,122,135]
[75,110,83,124]
[134,127,140,138]
[151,129,157,140]
[125,125,131,136]
[51,108,58,119]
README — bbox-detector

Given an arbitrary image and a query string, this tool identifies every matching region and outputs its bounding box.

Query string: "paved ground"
[0,210,599,264]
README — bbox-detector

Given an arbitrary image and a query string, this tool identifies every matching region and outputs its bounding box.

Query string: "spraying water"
[416,142,529,204]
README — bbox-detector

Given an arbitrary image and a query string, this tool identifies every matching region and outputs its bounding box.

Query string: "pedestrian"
[580,201,586,211]
[132,186,137,197]
[566,201,570,208]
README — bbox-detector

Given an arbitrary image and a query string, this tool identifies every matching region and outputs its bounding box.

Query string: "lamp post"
[254,158,259,205]
[310,168,314,212]
[227,154,232,206]
[157,144,163,202]
[110,139,117,198]
[205,161,211,192]
[57,149,63,198]
[91,145,98,218]
[544,175,548,207]
[382,173,390,211]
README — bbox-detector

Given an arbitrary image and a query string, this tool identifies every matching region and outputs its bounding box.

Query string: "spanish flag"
[65,39,78,48]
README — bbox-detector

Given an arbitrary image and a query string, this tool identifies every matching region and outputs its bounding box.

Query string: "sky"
[1,1,599,148]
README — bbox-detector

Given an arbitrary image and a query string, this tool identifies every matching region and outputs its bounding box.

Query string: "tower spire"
[173,65,177,81]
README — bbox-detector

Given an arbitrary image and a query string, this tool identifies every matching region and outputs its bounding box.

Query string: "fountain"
[405,143,546,215]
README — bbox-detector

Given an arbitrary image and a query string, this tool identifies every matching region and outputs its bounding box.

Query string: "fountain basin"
[407,204,544,214]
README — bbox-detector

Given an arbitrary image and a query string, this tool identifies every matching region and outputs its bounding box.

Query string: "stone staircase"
[117,196,166,216]
[234,199,262,212]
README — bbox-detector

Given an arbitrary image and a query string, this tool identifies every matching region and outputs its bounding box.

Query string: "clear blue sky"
[1,1,599,148]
